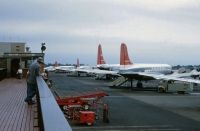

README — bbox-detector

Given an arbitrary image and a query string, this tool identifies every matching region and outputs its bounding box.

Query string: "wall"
[10,43,25,53]
[0,43,11,55]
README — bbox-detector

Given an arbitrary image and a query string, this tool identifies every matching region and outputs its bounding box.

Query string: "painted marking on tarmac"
[190,93,200,95]
[106,96,128,98]
[72,125,181,130]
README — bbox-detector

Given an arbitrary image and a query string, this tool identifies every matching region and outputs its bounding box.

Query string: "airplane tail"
[97,44,106,65]
[77,58,80,68]
[54,61,59,67]
[120,43,133,65]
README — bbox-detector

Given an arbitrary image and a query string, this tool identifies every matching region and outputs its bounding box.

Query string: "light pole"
[41,43,46,53]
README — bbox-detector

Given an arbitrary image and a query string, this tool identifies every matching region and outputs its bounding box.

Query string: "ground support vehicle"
[158,80,193,94]
[56,91,109,125]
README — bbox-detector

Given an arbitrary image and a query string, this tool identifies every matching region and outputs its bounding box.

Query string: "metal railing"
[36,76,72,131]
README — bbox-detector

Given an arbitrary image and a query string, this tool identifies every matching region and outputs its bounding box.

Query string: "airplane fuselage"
[98,63,172,75]
[119,64,172,75]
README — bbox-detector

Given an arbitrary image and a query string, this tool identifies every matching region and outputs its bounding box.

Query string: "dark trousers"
[25,83,37,102]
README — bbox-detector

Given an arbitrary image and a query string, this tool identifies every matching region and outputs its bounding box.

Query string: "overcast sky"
[0,0,200,65]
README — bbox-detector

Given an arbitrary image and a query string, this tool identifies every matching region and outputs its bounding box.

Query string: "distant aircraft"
[76,58,80,68]
[97,44,106,65]
[96,44,120,70]
[55,66,75,73]
[44,66,56,72]
[170,69,200,79]
[50,61,75,73]
[69,55,119,79]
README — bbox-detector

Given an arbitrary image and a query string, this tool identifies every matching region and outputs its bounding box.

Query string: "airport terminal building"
[0,42,43,77]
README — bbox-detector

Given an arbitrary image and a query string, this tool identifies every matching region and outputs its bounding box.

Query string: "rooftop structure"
[0,42,43,77]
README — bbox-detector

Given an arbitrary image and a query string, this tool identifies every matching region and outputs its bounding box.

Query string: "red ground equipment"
[56,91,109,125]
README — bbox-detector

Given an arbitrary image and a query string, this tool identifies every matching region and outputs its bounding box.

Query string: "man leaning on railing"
[24,57,45,105]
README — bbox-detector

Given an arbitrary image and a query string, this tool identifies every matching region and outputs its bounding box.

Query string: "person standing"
[25,57,44,105]
[16,68,23,79]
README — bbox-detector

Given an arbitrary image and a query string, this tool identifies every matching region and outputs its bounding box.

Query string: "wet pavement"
[49,73,200,131]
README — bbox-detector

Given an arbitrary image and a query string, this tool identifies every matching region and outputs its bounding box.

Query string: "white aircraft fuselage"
[119,63,172,75]
[98,63,172,75]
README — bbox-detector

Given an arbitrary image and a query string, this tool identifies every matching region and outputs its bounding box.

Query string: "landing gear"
[103,104,109,123]
[158,86,166,93]
[136,81,143,88]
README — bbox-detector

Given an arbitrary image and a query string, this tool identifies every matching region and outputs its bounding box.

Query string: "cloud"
[108,0,200,11]
[0,0,200,65]
[69,14,200,45]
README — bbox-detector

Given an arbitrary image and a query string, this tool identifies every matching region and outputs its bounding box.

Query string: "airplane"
[44,61,60,72]
[68,55,120,79]
[45,61,75,73]
[97,43,172,74]
[97,43,200,86]
[96,43,171,80]
[97,44,120,71]
[117,43,200,86]
[45,65,75,73]
[55,65,75,73]
[44,66,56,72]
[170,69,200,79]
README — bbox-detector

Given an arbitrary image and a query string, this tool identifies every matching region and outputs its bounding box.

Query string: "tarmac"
[49,72,200,131]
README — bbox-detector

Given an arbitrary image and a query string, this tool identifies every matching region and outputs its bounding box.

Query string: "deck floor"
[0,78,39,131]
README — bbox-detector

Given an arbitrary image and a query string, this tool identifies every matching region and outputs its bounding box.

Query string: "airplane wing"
[85,69,120,76]
[55,66,75,73]
[91,69,121,76]
[119,72,161,80]
[74,68,120,76]
[120,72,200,84]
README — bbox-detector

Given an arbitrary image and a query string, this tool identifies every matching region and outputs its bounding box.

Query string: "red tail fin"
[77,58,80,68]
[120,43,133,65]
[97,44,106,65]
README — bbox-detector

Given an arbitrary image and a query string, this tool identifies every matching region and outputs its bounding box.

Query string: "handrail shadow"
[0,68,7,81]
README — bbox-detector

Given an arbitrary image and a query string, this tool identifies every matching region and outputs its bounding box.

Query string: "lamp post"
[41,43,46,53]
[41,43,46,72]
